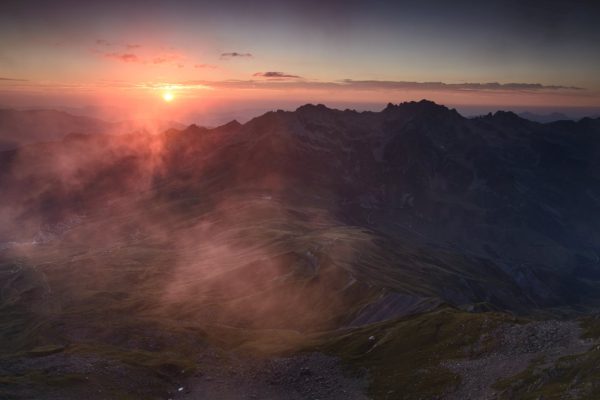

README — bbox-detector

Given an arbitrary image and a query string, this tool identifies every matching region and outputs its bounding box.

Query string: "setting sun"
[162,91,174,102]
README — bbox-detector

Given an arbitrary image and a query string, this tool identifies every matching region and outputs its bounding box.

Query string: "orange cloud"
[194,63,218,69]
[151,55,180,64]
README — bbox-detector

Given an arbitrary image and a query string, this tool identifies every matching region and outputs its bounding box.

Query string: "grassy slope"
[1,178,598,399]
[315,307,520,399]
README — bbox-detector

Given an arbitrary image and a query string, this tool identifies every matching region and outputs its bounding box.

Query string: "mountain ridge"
[2,100,600,314]
[2,100,600,399]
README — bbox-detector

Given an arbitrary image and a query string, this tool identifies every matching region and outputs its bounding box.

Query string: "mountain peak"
[487,110,532,124]
[383,99,450,113]
[493,110,521,119]
[220,119,242,130]
[183,123,209,134]
[382,100,462,123]
[295,103,331,113]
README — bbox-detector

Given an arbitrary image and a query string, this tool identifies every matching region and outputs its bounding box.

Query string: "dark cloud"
[340,80,584,91]
[103,52,140,63]
[220,52,253,59]
[182,79,585,93]
[253,71,301,79]
[0,77,28,81]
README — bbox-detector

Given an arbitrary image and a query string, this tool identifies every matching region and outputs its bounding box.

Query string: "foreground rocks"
[443,320,594,400]
[176,351,369,400]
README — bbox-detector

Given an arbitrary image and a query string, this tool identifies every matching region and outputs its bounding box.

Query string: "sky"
[1,0,599,123]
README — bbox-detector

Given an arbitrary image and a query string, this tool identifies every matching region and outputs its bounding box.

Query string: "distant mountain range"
[0,109,111,150]
[1,106,596,153]
[515,111,600,123]
[0,108,185,150]
[2,100,600,313]
[517,111,573,123]
[2,100,600,398]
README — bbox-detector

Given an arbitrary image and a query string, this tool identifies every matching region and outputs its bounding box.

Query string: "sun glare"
[162,91,174,102]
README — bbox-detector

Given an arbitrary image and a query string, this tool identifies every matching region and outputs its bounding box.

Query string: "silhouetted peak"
[493,110,520,119]
[384,99,449,113]
[384,102,396,112]
[383,100,463,122]
[220,119,242,130]
[488,110,532,125]
[296,103,331,113]
[183,123,209,134]
[416,99,441,108]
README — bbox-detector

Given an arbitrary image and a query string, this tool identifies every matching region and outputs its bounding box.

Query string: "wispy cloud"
[96,39,141,49]
[151,54,182,65]
[339,80,584,91]
[135,82,213,92]
[0,77,28,82]
[1,77,590,103]
[220,52,253,59]
[103,52,140,63]
[194,64,218,69]
[93,40,185,67]
[253,71,301,79]
[184,79,584,93]
[95,49,186,67]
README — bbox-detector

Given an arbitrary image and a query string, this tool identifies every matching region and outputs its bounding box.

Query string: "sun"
[162,91,174,102]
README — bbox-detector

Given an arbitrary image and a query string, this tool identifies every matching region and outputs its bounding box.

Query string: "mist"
[0,115,380,359]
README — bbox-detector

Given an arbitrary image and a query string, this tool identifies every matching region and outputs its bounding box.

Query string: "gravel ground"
[2,319,593,400]
[0,352,167,400]
[443,320,594,400]
[171,350,370,400]
[1,348,370,400]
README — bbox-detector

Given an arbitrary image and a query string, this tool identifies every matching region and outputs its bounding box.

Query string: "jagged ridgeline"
[1,101,600,399]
